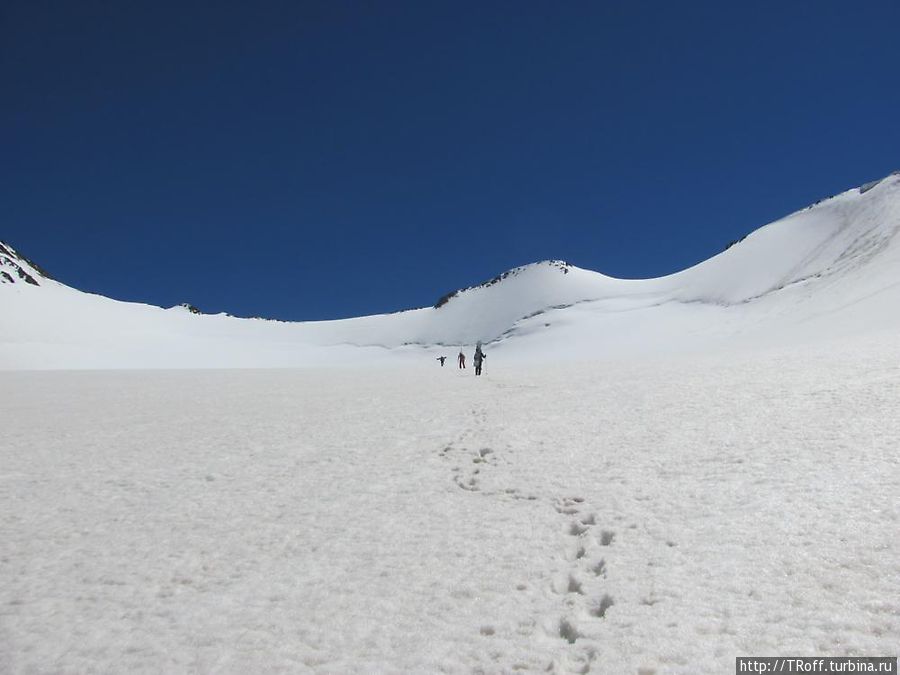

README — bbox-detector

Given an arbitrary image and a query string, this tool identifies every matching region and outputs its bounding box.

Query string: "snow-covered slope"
[4,177,900,672]
[2,171,900,369]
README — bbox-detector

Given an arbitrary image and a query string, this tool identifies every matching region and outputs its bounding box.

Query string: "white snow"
[4,174,900,369]
[2,336,899,673]
[2,173,900,672]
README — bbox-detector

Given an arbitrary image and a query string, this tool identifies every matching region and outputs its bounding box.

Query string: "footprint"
[568,521,590,536]
[589,594,615,618]
[591,559,607,577]
[599,530,615,546]
[454,475,479,492]
[552,574,584,595]
[473,448,492,464]
[554,497,585,515]
[558,617,582,644]
[566,544,586,562]
[567,575,584,595]
[569,650,596,675]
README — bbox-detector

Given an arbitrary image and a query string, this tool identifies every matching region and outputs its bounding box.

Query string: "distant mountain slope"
[0,242,52,286]
[2,171,899,369]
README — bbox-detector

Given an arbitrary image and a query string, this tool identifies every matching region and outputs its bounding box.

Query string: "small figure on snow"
[437,356,447,366]
[473,342,486,376]
[458,350,466,369]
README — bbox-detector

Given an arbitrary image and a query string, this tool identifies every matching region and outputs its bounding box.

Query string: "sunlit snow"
[1,174,899,672]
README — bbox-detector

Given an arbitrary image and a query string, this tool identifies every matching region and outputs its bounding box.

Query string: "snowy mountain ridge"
[858,169,900,195]
[435,260,572,308]
[2,171,900,369]
[0,241,50,287]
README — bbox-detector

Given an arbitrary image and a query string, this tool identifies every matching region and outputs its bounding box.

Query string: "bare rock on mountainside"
[0,241,50,286]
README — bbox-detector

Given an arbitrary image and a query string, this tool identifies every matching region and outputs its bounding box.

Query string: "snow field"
[2,333,899,673]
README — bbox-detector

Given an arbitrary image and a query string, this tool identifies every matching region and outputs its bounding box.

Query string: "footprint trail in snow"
[438,401,621,673]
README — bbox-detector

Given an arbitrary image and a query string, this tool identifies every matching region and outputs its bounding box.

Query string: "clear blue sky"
[3,1,899,320]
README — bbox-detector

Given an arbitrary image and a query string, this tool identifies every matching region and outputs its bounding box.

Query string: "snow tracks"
[437,392,620,674]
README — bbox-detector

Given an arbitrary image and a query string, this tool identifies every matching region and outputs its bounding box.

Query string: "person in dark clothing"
[473,343,486,376]
[437,356,447,366]
[458,350,466,369]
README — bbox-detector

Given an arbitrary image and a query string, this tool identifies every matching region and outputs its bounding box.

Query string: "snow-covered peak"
[435,260,574,308]
[4,170,900,369]
[0,241,51,287]
[430,170,900,324]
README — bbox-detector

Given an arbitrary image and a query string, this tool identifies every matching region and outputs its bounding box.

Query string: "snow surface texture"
[2,337,899,673]
[2,172,900,369]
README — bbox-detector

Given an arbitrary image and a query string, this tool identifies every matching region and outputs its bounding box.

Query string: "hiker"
[458,350,466,369]
[437,356,447,366]
[473,342,486,376]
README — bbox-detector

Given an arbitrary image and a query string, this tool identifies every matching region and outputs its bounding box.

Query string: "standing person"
[473,342,486,376]
[458,350,466,369]
[437,356,447,366]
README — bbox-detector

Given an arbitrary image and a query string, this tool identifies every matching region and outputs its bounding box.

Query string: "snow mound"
[435,260,573,307]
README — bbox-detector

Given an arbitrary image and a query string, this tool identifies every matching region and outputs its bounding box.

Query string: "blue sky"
[3,1,899,320]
